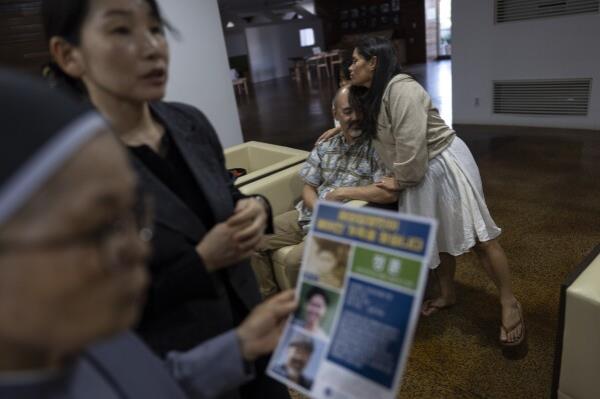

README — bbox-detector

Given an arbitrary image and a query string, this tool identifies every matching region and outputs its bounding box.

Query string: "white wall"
[159,0,244,147]
[452,1,600,130]
[246,19,324,83]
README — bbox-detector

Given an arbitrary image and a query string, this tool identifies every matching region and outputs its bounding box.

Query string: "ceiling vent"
[495,0,599,23]
[493,79,592,116]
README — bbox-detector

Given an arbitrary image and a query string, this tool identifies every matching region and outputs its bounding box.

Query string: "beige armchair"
[224,141,308,187]
[240,163,366,291]
[239,163,305,291]
[239,163,305,217]
[554,245,600,399]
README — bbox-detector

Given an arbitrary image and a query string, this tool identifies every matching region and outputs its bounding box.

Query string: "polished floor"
[237,60,453,149]
[235,62,600,399]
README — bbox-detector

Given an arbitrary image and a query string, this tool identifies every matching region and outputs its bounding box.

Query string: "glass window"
[299,28,315,47]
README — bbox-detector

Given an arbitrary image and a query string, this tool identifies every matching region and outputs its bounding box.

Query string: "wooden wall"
[314,0,426,64]
[0,0,48,75]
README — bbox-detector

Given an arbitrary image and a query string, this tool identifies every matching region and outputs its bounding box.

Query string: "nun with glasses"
[0,70,296,398]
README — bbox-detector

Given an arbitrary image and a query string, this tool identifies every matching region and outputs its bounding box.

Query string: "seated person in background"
[251,85,399,297]
[0,70,297,399]
[272,333,315,390]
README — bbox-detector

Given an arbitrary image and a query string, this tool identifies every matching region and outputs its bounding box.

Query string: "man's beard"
[344,120,362,137]
[349,128,362,138]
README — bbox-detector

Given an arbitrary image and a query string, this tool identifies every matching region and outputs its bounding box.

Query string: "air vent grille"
[496,0,599,23]
[493,79,592,116]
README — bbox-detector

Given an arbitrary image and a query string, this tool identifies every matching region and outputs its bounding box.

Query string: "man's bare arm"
[325,184,399,204]
[302,184,319,210]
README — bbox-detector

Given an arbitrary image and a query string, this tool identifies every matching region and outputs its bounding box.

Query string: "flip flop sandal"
[500,301,525,347]
[421,299,454,317]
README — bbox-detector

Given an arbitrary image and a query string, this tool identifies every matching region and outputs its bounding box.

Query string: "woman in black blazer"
[42,0,290,398]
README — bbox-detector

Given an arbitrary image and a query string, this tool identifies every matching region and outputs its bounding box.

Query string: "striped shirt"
[296,133,390,227]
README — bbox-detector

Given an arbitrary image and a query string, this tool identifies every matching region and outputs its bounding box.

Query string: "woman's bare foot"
[421,295,456,316]
[423,254,457,316]
[500,299,525,346]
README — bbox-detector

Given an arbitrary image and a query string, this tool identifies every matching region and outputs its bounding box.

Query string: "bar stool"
[307,54,329,81]
[328,50,343,78]
[233,77,248,95]
[288,58,306,82]
[315,54,329,80]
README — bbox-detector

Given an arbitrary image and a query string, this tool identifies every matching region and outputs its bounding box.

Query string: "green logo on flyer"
[351,246,421,290]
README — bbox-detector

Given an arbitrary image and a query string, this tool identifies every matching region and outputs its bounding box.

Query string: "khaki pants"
[251,210,306,298]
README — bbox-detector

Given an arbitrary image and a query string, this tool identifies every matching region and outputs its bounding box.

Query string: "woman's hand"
[196,222,248,271]
[236,290,297,361]
[228,197,268,245]
[375,176,401,192]
[316,126,342,145]
[196,197,268,271]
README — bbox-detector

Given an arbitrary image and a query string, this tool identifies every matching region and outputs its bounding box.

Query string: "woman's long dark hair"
[354,36,403,138]
[41,0,172,96]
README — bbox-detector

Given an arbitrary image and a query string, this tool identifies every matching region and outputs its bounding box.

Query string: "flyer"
[267,201,438,399]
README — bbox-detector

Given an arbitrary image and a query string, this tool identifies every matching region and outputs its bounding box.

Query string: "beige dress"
[373,74,501,269]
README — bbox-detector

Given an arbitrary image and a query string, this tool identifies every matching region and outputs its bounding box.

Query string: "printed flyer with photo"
[267,201,437,399]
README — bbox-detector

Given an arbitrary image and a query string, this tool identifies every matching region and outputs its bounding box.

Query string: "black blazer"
[132,102,288,399]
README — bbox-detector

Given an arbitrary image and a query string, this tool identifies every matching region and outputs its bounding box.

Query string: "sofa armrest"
[239,163,304,216]
[224,141,308,187]
[556,245,600,399]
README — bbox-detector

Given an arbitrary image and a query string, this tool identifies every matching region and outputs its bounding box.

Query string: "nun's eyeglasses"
[0,197,154,252]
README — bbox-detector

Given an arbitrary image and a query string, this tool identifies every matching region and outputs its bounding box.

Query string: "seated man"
[252,85,399,297]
